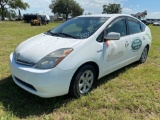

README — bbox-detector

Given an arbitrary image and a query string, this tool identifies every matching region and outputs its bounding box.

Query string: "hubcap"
[79,70,94,94]
[141,47,148,62]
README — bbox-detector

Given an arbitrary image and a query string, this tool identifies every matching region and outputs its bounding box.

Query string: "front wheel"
[69,65,96,98]
[139,46,148,63]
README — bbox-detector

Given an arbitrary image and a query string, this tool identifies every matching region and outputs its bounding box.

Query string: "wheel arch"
[146,44,150,51]
[72,61,99,81]
[139,44,150,63]
[69,61,99,93]
[144,44,150,54]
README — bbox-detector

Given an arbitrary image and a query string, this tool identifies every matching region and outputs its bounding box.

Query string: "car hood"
[15,33,82,63]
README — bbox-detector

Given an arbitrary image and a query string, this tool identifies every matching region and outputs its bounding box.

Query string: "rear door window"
[127,18,141,34]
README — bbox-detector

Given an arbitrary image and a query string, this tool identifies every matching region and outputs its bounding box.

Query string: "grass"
[0,21,160,120]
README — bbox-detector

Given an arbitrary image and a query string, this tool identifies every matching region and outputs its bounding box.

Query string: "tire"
[139,46,148,63]
[69,65,96,98]
[38,22,41,26]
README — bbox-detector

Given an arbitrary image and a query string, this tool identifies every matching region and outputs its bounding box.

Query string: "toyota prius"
[9,14,152,98]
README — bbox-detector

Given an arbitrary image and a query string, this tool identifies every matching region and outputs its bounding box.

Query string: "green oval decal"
[131,39,142,51]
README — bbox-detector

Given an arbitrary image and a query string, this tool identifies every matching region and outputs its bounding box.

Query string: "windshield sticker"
[76,31,93,39]
[131,38,142,51]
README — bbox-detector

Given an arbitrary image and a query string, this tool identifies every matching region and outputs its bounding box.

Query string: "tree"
[0,0,8,20]
[0,8,16,19]
[102,3,122,14]
[71,1,83,18]
[0,0,29,21]
[8,9,16,19]
[49,0,84,20]
[0,7,7,19]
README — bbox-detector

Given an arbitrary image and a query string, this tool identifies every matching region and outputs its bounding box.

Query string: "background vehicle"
[45,15,50,24]
[153,21,160,26]
[141,20,149,25]
[23,14,37,23]
[30,15,47,26]
[23,14,48,25]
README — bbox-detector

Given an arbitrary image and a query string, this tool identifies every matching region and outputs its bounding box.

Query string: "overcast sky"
[21,0,160,19]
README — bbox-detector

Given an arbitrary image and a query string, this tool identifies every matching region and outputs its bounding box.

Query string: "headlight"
[35,48,73,69]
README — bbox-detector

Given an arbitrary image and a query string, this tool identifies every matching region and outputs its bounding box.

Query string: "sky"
[21,0,160,19]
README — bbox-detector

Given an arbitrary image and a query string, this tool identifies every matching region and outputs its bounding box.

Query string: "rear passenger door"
[126,17,145,62]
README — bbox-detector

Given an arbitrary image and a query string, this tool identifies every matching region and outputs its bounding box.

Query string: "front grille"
[15,76,37,91]
[14,52,35,66]
[16,59,35,66]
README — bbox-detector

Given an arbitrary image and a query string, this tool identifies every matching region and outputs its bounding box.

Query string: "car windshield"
[47,17,109,39]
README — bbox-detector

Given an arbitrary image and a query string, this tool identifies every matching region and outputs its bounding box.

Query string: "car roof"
[78,14,132,18]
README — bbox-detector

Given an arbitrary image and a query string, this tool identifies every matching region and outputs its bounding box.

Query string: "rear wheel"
[139,46,148,63]
[69,65,96,98]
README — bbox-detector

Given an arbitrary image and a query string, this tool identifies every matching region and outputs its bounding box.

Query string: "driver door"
[102,17,130,76]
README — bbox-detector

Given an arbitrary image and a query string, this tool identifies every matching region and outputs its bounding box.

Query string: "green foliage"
[8,0,29,10]
[0,7,7,16]
[0,0,29,20]
[49,0,84,20]
[0,8,17,19]
[102,3,122,14]
[0,22,159,119]
[0,0,8,20]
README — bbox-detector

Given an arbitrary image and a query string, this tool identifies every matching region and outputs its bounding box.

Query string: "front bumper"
[9,53,75,98]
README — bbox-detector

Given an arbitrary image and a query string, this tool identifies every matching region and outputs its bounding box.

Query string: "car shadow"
[0,76,74,118]
[0,62,139,119]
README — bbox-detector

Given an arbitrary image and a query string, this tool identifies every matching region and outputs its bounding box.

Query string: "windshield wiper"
[57,32,79,39]
[46,31,79,39]
[47,31,60,37]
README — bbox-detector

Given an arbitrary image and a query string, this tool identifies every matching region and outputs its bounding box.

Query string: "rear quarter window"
[140,22,146,32]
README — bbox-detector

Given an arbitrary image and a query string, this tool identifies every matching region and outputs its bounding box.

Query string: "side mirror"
[105,32,120,41]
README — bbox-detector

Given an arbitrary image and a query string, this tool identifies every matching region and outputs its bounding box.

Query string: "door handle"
[97,49,102,53]
[125,41,129,47]
[143,36,145,40]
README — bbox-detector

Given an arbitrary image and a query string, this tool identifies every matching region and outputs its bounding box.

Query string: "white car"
[153,21,160,26]
[9,14,152,98]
